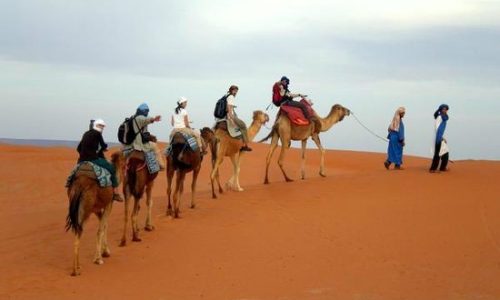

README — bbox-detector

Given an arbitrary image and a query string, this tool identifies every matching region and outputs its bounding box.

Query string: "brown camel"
[260,104,350,183]
[65,152,123,276]
[202,110,269,198]
[165,132,202,218]
[119,150,159,246]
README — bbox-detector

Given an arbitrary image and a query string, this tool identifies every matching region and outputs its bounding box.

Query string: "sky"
[0,0,499,160]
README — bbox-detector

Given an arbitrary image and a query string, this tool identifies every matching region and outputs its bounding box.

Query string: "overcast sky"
[1,0,499,160]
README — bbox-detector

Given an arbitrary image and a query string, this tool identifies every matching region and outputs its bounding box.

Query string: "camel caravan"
[65,77,349,276]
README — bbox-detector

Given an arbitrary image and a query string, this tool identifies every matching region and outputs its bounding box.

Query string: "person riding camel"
[123,103,165,170]
[76,118,123,202]
[215,85,252,152]
[273,76,311,120]
[170,97,208,155]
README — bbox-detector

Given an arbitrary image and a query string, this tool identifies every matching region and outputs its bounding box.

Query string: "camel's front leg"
[234,153,243,191]
[264,133,279,184]
[301,139,307,180]
[312,134,326,177]
[278,136,293,182]
[173,171,186,218]
[120,187,131,247]
[71,234,81,276]
[101,202,113,257]
[131,198,141,242]
[210,156,224,199]
[93,211,106,265]
[227,154,243,191]
[191,167,200,209]
[144,182,155,231]
[166,165,174,216]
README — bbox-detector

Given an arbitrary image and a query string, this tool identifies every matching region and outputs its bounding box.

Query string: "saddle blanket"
[165,132,199,156]
[65,161,112,188]
[280,99,315,126]
[144,150,160,174]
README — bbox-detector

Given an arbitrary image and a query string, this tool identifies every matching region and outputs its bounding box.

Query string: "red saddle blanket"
[279,99,315,126]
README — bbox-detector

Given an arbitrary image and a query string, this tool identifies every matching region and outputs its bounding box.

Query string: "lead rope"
[350,111,389,143]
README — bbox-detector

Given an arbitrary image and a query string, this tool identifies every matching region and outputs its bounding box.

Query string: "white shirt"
[227,94,235,107]
[172,108,188,129]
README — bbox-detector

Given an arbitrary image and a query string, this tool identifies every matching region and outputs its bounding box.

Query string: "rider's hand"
[153,115,161,122]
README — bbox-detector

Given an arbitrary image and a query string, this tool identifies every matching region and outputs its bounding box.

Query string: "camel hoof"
[190,204,196,209]
[119,240,127,247]
[212,195,217,199]
[264,180,269,185]
[132,236,142,242]
[319,172,326,177]
[144,225,155,232]
[71,270,81,277]
[166,209,172,216]
[236,187,244,192]
[94,258,104,265]
[102,251,111,258]
[285,178,294,182]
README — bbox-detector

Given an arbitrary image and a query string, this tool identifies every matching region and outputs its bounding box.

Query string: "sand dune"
[1,142,499,300]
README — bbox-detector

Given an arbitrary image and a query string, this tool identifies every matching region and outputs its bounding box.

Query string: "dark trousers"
[430,142,449,171]
[282,100,310,119]
[92,158,119,187]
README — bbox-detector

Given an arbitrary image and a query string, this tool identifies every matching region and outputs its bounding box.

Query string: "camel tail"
[172,142,191,170]
[258,123,278,143]
[65,185,83,236]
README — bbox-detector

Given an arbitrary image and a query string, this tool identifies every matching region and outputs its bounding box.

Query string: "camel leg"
[278,136,293,182]
[93,211,106,265]
[101,202,113,257]
[234,153,244,192]
[301,139,307,180]
[132,198,142,242]
[210,156,224,199]
[120,188,131,247]
[144,182,155,231]
[191,167,200,209]
[71,234,81,276]
[173,171,185,218]
[264,133,279,184]
[166,167,174,216]
[312,134,326,177]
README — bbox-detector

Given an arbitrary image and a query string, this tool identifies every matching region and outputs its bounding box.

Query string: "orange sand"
[1,143,499,300]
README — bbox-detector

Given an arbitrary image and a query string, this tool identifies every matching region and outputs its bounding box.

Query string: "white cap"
[178,97,188,104]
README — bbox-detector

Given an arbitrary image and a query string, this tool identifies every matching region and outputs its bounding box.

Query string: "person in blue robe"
[384,107,406,170]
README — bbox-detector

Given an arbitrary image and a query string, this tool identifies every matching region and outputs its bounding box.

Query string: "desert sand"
[0,142,499,300]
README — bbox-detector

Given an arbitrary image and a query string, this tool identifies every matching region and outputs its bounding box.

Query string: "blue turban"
[434,104,449,119]
[136,102,150,116]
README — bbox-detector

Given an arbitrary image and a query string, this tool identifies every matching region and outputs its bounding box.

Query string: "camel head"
[253,110,270,125]
[200,127,216,143]
[331,104,350,122]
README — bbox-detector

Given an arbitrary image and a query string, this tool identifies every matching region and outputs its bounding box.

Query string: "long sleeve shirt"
[77,129,108,162]
[435,115,448,144]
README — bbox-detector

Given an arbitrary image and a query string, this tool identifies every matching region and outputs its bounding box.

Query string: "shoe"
[384,161,390,170]
[429,169,440,173]
[240,145,253,152]
[394,165,404,170]
[113,193,124,202]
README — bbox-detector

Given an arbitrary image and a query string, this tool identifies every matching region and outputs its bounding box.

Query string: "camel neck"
[247,120,263,141]
[319,109,342,132]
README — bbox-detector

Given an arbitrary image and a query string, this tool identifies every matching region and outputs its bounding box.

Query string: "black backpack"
[117,115,137,145]
[213,94,229,119]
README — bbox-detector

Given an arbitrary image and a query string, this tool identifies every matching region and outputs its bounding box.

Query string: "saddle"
[214,120,242,139]
[279,99,315,126]
[66,161,113,188]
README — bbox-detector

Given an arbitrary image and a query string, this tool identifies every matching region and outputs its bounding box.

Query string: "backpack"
[117,115,138,145]
[213,94,229,119]
[272,82,283,107]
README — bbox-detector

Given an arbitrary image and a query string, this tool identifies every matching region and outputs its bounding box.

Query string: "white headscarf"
[389,107,405,132]
[93,118,106,133]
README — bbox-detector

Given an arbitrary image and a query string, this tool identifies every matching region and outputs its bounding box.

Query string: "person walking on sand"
[384,107,406,170]
[429,104,450,173]
[170,97,207,154]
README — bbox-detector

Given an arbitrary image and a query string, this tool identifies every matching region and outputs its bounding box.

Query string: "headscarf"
[434,104,449,119]
[389,107,406,132]
[93,118,106,133]
[136,102,149,117]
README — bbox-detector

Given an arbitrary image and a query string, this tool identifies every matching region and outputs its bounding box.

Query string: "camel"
[165,132,203,218]
[202,110,269,198]
[65,152,123,276]
[260,104,350,183]
[119,150,159,246]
